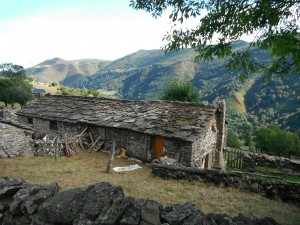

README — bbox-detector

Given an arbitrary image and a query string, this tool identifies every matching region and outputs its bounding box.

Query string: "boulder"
[120,199,162,225]
[9,182,59,216]
[161,203,206,225]
[38,182,127,224]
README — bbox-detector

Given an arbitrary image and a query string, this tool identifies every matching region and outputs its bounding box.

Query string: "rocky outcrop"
[0,177,282,225]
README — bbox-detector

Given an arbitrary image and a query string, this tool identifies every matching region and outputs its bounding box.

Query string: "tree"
[130,0,300,79]
[6,86,34,108]
[242,122,254,148]
[0,78,15,107]
[162,80,200,102]
[0,63,26,81]
[0,63,34,107]
[227,128,241,149]
[256,125,300,156]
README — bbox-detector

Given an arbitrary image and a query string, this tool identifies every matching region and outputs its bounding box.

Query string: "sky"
[0,0,184,68]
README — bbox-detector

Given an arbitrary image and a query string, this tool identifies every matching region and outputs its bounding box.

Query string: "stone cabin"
[17,95,226,169]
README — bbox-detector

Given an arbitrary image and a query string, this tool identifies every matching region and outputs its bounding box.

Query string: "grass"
[0,152,299,225]
[227,78,256,113]
[31,81,61,95]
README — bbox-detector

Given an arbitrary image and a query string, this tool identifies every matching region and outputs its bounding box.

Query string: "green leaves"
[130,0,300,79]
[162,80,200,103]
[0,63,34,107]
[255,125,300,157]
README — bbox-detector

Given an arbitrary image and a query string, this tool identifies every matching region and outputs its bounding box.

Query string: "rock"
[95,197,135,225]
[0,178,27,200]
[161,204,206,225]
[251,182,260,193]
[38,182,126,224]
[281,168,292,174]
[140,200,161,225]
[38,186,91,224]
[9,182,59,216]
[120,199,162,225]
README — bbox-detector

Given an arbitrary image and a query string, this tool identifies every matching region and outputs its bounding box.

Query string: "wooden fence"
[224,148,245,169]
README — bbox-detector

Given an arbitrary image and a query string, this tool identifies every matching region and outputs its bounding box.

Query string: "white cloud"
[0,7,172,68]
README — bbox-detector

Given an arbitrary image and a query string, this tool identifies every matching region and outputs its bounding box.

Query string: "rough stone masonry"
[0,119,33,158]
[0,177,282,225]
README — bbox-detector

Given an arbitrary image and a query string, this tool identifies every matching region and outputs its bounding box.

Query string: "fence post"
[106,141,115,173]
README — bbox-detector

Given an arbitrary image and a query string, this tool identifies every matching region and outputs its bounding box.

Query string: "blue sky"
[0,0,176,67]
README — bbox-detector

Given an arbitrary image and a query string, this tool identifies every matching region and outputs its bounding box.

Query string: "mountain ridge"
[27,42,300,131]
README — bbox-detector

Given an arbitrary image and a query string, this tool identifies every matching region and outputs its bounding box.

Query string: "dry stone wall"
[151,162,300,204]
[0,177,282,225]
[0,119,33,158]
[243,153,300,172]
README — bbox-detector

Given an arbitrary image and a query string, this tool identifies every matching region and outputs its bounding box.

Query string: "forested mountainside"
[29,41,300,131]
[26,57,111,85]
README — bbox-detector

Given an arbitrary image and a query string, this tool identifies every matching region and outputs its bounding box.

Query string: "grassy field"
[0,152,299,225]
[31,81,61,95]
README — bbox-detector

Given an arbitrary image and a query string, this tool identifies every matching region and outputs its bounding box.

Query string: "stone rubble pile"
[0,177,281,225]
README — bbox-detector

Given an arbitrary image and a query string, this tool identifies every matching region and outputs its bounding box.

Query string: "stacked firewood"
[32,127,105,158]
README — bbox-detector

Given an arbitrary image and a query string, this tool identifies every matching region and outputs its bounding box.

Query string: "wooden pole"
[106,141,115,173]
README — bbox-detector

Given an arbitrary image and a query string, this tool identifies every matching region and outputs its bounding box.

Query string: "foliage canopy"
[0,63,33,107]
[130,0,300,79]
[227,128,241,149]
[162,80,200,102]
[255,125,300,156]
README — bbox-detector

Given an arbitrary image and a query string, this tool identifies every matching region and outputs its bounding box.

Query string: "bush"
[227,129,241,149]
[162,80,200,103]
[255,125,300,157]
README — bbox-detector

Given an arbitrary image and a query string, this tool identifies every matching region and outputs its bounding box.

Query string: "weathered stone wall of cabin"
[191,119,217,168]
[214,100,226,169]
[18,116,195,164]
[104,128,153,162]
[0,121,33,158]
[164,138,193,167]
[19,116,85,139]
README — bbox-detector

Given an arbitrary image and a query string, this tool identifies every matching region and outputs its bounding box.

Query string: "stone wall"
[0,177,282,225]
[0,120,33,158]
[163,138,193,167]
[19,116,197,164]
[151,162,300,204]
[243,153,300,172]
[191,119,217,168]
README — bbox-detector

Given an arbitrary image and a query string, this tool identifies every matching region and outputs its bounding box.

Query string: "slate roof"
[0,118,33,131]
[17,95,219,142]
[31,88,46,94]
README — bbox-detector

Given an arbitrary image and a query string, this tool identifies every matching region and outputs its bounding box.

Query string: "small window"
[49,120,58,130]
[28,117,33,124]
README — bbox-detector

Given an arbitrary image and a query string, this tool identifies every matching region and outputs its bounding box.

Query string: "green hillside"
[29,41,300,132]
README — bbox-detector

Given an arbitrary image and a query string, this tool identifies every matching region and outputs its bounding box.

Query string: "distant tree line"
[227,124,300,157]
[0,63,34,108]
[58,86,102,97]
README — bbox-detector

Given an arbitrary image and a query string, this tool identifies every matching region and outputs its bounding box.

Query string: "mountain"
[26,57,111,85]
[28,41,300,131]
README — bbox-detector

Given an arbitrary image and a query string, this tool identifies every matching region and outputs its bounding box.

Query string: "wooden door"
[204,153,209,169]
[153,136,164,159]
